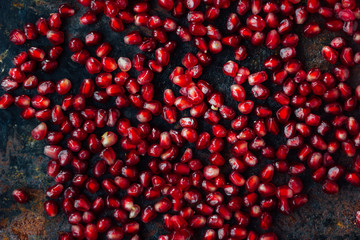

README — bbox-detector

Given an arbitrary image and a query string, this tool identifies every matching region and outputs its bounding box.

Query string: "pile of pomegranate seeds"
[3,0,360,239]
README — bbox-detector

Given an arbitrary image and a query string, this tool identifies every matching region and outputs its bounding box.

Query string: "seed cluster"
[4,0,360,239]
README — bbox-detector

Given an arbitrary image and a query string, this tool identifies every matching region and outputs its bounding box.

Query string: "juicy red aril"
[303,22,321,37]
[58,4,75,17]
[85,31,102,46]
[44,200,58,217]
[86,57,102,74]
[24,23,38,40]
[47,30,64,45]
[12,189,29,203]
[80,11,97,25]
[9,29,26,45]
[68,38,84,52]
[247,15,266,31]
[322,46,339,64]
[36,17,49,36]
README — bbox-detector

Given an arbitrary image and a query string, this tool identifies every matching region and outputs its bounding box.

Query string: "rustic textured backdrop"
[1,0,360,239]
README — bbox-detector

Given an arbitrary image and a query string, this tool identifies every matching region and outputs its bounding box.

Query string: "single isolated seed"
[12,189,28,203]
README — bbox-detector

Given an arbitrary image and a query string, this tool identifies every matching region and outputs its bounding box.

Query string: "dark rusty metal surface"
[1,0,360,239]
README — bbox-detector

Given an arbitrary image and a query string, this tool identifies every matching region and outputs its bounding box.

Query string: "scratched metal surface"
[1,0,360,239]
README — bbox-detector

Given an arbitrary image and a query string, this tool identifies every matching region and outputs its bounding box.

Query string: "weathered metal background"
[1,0,360,239]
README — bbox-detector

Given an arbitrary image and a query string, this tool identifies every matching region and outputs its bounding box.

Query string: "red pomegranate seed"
[158,0,175,10]
[36,17,49,36]
[80,11,97,25]
[322,180,339,194]
[68,38,83,52]
[23,23,38,40]
[9,29,26,45]
[303,22,321,37]
[322,46,339,64]
[265,30,281,49]
[12,189,28,203]
[58,3,75,17]
[44,200,58,217]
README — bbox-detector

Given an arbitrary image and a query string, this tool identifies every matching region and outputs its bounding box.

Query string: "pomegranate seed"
[158,0,174,10]
[12,189,28,203]
[322,180,339,194]
[24,23,38,40]
[36,17,49,36]
[58,4,75,17]
[322,46,339,64]
[107,227,124,240]
[303,22,321,37]
[0,93,14,109]
[9,29,26,45]
[44,200,58,217]
[80,11,97,25]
